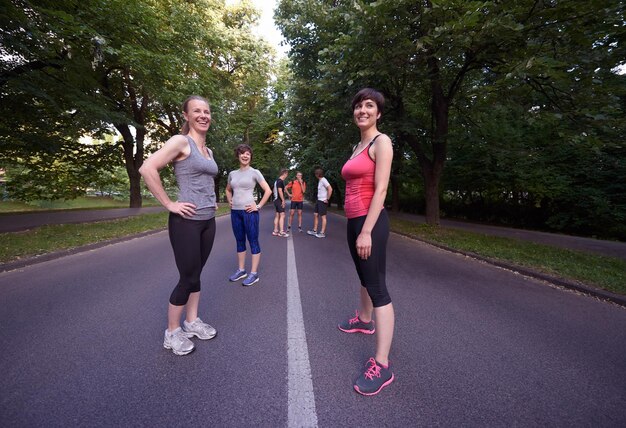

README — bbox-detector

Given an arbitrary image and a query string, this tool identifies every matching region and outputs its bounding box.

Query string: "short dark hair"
[234,144,252,159]
[280,168,289,176]
[314,168,324,177]
[351,88,385,114]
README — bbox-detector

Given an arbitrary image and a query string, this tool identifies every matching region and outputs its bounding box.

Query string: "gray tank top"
[173,135,218,220]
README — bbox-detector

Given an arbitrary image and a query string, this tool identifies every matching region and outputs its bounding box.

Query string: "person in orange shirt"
[285,171,306,232]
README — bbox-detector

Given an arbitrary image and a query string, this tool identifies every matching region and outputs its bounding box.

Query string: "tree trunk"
[115,123,144,208]
[333,180,342,210]
[129,169,142,208]
[390,142,402,212]
[390,174,399,212]
[422,168,441,225]
[214,175,222,204]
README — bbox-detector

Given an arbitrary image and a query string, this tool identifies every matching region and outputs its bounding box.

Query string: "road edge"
[393,231,626,308]
[0,228,167,273]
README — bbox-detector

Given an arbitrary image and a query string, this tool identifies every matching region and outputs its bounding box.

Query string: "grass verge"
[0,197,159,213]
[391,219,626,296]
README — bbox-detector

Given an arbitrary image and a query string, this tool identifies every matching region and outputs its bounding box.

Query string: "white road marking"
[286,234,318,428]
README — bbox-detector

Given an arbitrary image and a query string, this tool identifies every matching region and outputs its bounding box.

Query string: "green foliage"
[1,0,280,206]
[277,0,625,238]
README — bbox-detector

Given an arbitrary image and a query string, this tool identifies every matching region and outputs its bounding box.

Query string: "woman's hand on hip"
[167,201,196,217]
[244,204,258,213]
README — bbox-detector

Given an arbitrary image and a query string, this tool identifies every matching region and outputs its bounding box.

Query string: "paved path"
[0,206,165,233]
[1,207,625,427]
[1,205,624,260]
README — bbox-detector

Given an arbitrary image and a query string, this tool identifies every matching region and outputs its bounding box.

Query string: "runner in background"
[272,168,289,237]
[285,171,306,233]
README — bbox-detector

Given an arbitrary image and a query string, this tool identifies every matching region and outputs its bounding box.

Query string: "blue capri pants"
[230,210,261,254]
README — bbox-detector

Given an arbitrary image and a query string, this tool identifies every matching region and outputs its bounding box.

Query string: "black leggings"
[346,209,391,307]
[168,213,216,306]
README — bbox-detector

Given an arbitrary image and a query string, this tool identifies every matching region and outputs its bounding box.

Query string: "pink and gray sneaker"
[354,357,394,396]
[338,311,375,334]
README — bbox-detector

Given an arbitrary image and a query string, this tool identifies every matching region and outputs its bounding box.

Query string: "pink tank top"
[341,136,382,219]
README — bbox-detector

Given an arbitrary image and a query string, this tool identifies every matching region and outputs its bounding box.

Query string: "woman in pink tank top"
[338,88,395,396]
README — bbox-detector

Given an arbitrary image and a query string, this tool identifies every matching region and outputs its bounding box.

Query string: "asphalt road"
[1,206,625,427]
[2,205,625,260]
[0,206,166,233]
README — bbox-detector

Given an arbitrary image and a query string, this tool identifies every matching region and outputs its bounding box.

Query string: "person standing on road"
[338,88,395,395]
[225,144,272,286]
[306,168,332,238]
[139,95,219,356]
[272,169,289,237]
[285,171,306,233]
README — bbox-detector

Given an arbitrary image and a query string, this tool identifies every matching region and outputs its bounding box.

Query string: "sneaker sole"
[183,330,217,340]
[163,343,195,356]
[243,278,260,286]
[229,274,247,282]
[338,325,376,335]
[354,373,395,396]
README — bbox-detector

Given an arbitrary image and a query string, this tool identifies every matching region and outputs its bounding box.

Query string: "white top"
[317,177,330,201]
[227,168,266,210]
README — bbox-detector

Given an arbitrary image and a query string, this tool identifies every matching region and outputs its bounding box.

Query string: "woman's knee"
[365,283,391,307]
[169,280,201,305]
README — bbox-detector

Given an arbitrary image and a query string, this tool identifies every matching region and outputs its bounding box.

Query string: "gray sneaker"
[183,317,217,340]
[163,327,195,355]
[242,272,260,286]
[338,311,375,334]
[307,230,317,236]
[315,232,326,238]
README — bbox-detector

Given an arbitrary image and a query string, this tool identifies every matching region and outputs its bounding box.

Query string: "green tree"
[276,0,624,227]
[1,0,276,207]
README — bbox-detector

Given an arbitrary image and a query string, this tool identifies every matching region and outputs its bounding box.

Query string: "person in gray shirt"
[139,95,219,356]
[225,144,272,286]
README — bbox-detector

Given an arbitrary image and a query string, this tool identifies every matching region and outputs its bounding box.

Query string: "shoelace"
[349,314,361,325]
[364,358,382,380]
[191,319,211,332]
[172,330,188,342]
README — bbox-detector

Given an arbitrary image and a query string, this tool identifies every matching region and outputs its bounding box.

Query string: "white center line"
[286,235,318,428]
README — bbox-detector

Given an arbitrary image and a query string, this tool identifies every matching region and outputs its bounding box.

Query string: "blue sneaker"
[229,269,247,282]
[242,272,259,286]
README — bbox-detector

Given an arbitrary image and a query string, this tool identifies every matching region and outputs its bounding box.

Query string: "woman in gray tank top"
[139,95,219,356]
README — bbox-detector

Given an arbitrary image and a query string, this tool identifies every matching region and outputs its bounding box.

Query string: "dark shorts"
[314,200,327,216]
[290,201,303,210]
[346,210,390,307]
[274,198,285,213]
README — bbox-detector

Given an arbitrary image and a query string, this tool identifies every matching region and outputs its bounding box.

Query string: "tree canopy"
[275,0,625,238]
[1,0,624,239]
[0,0,284,205]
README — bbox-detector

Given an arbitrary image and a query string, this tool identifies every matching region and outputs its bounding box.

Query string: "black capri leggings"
[168,213,216,306]
[346,209,391,307]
